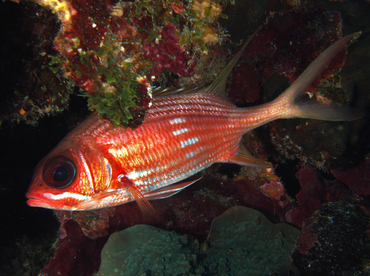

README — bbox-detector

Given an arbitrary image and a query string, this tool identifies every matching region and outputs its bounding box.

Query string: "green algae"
[43,0,233,127]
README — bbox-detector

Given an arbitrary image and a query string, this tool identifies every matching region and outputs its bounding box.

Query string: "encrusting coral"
[98,206,300,275]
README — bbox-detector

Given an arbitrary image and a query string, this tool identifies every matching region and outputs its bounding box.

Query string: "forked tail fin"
[277,32,364,121]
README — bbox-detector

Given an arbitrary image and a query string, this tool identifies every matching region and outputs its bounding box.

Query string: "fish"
[26,31,362,215]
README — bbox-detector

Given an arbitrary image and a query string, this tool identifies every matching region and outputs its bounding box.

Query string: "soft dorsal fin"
[203,27,261,96]
[229,144,271,168]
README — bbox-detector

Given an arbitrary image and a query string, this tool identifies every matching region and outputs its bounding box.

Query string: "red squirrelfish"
[26,32,361,214]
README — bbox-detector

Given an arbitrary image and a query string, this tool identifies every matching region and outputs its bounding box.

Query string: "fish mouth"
[26,190,58,209]
[26,193,76,210]
[26,196,56,209]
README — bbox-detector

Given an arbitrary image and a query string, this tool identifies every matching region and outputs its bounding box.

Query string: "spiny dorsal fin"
[152,27,261,99]
[152,86,203,97]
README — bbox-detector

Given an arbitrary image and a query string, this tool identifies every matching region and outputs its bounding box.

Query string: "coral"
[201,206,300,275]
[0,234,56,275]
[284,165,352,228]
[40,174,290,275]
[98,206,300,275]
[0,1,73,126]
[331,156,370,196]
[5,1,369,275]
[228,6,345,105]
[224,5,363,171]
[98,225,198,276]
[33,0,230,126]
[54,208,115,239]
[292,202,370,275]
[41,220,107,276]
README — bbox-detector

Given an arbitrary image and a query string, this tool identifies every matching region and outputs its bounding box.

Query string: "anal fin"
[229,145,271,168]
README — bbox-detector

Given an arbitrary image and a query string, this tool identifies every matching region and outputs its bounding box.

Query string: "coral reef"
[98,206,300,275]
[41,219,106,275]
[228,6,345,105]
[1,0,230,126]
[331,157,370,196]
[31,0,230,126]
[99,225,198,275]
[225,5,365,171]
[284,165,352,228]
[0,0,73,126]
[24,1,370,275]
[2,0,370,275]
[292,201,370,275]
[40,174,290,275]
[284,157,370,229]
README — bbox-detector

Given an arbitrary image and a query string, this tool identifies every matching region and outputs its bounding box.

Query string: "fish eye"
[43,157,76,188]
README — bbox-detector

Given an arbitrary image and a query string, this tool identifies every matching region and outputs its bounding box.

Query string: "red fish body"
[26,32,361,211]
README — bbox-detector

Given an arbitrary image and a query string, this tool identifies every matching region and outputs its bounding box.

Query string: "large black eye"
[43,157,76,188]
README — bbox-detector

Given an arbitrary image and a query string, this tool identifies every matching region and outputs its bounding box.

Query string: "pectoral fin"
[73,175,156,219]
[117,175,155,219]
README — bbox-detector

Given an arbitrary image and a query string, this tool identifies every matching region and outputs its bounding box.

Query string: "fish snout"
[26,190,56,209]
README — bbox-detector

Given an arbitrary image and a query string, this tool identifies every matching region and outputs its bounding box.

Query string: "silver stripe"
[180,137,199,148]
[173,128,189,136]
[169,118,186,124]
[45,192,91,201]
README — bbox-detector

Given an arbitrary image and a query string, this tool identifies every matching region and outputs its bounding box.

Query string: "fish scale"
[26,32,362,211]
[96,94,246,189]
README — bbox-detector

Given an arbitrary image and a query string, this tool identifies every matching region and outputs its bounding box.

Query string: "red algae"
[292,202,370,275]
[41,220,106,276]
[32,0,230,126]
[67,0,110,51]
[331,158,370,195]
[228,6,344,105]
[143,22,196,78]
[285,166,326,228]
[296,227,317,255]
